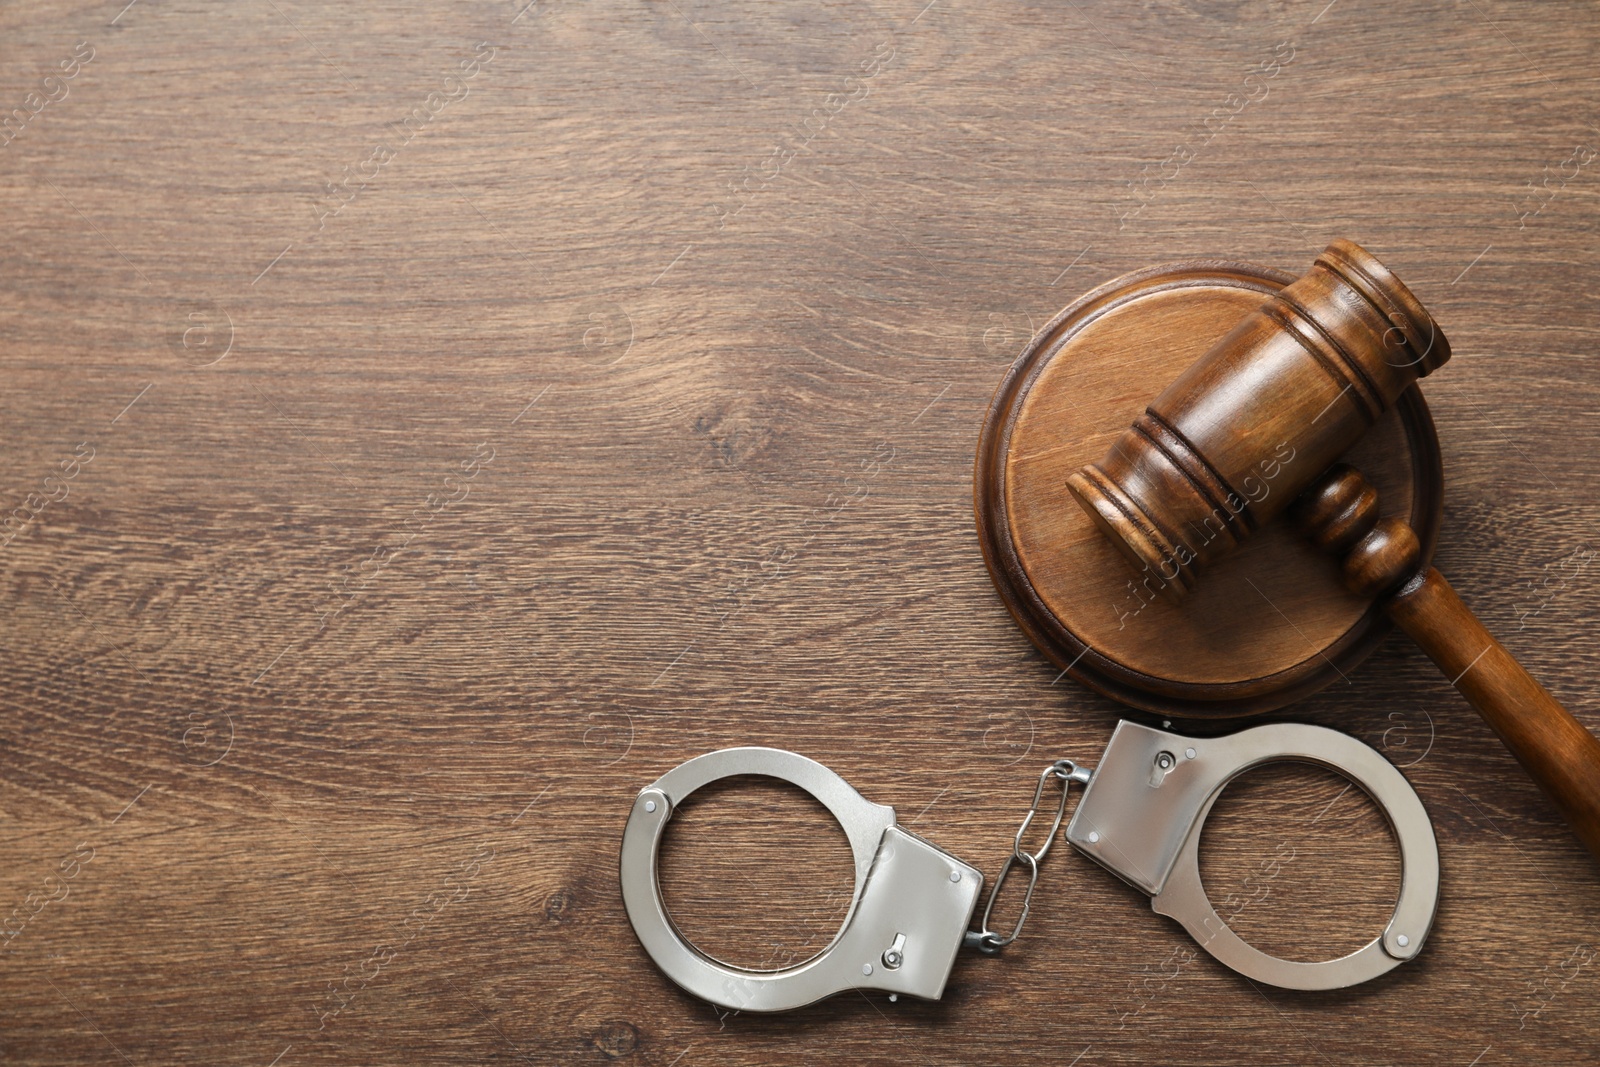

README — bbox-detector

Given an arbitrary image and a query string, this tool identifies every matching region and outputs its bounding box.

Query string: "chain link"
[967,758,1092,955]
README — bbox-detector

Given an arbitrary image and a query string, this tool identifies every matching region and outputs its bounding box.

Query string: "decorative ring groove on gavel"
[1067,239,1600,863]
[1066,238,1448,599]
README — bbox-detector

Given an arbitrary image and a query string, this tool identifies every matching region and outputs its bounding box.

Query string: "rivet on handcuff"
[619,720,1440,1012]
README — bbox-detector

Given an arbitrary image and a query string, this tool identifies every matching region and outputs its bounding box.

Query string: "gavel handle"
[1390,568,1600,856]
[1294,465,1600,861]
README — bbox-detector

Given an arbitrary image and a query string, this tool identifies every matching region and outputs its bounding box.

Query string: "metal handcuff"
[618,720,1440,1012]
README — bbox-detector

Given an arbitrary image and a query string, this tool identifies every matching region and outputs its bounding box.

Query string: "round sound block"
[974,261,1443,718]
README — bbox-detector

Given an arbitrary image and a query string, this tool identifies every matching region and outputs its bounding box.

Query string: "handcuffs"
[619,720,1440,1012]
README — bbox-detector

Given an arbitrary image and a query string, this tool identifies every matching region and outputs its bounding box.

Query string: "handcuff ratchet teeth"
[619,720,1440,1012]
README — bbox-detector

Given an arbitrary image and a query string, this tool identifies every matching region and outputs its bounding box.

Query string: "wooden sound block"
[974,261,1443,717]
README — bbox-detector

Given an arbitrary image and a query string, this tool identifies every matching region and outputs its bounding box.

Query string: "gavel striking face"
[1066,239,1448,600]
[1066,239,1600,863]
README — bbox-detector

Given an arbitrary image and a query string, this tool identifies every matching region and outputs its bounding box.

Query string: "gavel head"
[1065,239,1449,602]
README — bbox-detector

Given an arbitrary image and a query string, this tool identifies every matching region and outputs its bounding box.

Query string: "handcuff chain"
[968,758,1092,955]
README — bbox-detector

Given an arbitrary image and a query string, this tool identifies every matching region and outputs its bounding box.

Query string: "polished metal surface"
[618,747,983,1012]
[621,726,1439,1008]
[968,758,1093,954]
[1065,721,1440,991]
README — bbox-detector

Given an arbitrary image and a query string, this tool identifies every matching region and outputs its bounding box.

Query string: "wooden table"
[4,1,1598,1063]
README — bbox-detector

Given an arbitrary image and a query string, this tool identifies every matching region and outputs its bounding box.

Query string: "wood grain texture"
[1063,239,1448,600]
[1291,463,1600,862]
[973,261,1443,714]
[2,1,1599,1064]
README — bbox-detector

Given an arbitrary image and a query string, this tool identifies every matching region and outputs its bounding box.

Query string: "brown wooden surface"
[1392,565,1600,863]
[974,261,1443,714]
[1294,464,1600,860]
[1063,239,1448,602]
[3,1,1599,1064]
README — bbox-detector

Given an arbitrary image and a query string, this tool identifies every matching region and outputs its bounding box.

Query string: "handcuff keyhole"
[655,774,856,972]
[1149,750,1177,786]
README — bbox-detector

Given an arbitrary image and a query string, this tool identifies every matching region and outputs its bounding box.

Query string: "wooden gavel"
[1066,238,1600,861]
